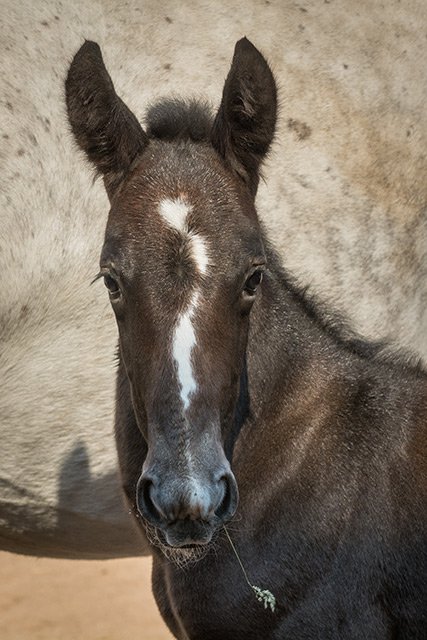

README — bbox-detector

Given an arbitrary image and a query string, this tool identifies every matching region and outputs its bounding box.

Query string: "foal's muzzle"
[136,470,238,547]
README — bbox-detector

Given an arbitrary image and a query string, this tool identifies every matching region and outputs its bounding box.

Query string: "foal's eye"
[244,270,263,296]
[103,274,121,298]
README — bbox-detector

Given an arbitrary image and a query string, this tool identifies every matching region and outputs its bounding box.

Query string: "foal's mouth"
[141,519,216,567]
[177,542,207,550]
[154,517,216,548]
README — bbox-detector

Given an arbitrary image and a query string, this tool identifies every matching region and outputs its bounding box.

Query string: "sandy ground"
[0,552,174,640]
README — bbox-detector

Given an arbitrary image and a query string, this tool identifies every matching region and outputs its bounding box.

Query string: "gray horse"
[1,0,426,558]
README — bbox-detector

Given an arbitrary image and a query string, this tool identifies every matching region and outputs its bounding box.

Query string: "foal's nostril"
[215,473,239,523]
[137,476,164,525]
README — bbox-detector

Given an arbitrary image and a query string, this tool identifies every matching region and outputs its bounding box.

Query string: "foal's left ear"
[65,41,148,198]
[211,38,277,196]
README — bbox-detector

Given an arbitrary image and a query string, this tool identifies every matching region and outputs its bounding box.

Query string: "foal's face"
[66,36,277,549]
[102,142,265,546]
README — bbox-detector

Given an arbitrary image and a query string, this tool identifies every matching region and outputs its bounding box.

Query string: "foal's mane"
[266,242,427,376]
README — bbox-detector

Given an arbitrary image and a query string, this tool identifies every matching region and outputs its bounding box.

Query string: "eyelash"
[92,271,121,300]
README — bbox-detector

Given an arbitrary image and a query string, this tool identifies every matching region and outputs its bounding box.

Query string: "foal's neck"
[245,242,356,428]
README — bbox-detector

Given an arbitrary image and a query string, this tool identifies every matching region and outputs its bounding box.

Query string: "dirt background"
[0,552,173,639]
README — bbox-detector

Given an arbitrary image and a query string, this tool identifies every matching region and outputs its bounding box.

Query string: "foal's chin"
[141,519,219,567]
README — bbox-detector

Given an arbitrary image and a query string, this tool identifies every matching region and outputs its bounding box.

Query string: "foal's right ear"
[65,41,148,198]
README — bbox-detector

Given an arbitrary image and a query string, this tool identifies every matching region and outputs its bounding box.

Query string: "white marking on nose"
[159,197,191,232]
[173,292,199,410]
[186,478,212,516]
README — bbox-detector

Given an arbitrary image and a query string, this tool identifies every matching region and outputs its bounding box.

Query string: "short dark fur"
[66,38,427,639]
[146,98,214,142]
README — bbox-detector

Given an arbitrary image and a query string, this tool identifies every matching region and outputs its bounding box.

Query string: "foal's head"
[66,38,276,549]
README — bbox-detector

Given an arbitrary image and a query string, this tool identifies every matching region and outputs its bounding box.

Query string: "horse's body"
[2,0,427,559]
[66,35,427,638]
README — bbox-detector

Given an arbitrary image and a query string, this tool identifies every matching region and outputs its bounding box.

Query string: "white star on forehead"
[159,196,210,276]
[188,233,208,275]
[159,196,190,232]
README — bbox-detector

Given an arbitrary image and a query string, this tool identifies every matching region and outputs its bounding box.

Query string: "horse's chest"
[152,552,278,640]
[150,533,419,640]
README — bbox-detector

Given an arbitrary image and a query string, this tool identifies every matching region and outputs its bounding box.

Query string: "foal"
[66,38,427,639]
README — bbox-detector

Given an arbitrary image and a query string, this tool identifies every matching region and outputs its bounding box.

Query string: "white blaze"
[173,293,199,410]
[159,196,210,411]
